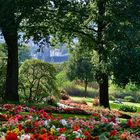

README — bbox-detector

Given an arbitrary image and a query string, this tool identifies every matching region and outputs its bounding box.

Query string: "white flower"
[60,119,67,126]
[61,134,66,137]
[56,128,60,131]
[20,134,30,140]
[116,117,120,123]
[51,125,56,129]
[73,131,81,138]
[44,120,50,128]
[44,120,49,126]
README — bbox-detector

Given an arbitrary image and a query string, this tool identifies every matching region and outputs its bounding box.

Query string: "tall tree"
[66,47,95,95]
[0,0,69,102]
[40,0,140,108]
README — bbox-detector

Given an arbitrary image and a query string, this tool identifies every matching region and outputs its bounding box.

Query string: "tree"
[19,59,58,103]
[0,44,7,101]
[66,47,95,95]
[0,0,45,102]
[98,0,139,89]
[45,0,111,107]
[0,0,72,102]
[49,0,140,108]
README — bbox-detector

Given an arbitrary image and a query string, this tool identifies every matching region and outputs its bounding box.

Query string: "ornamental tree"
[19,59,58,103]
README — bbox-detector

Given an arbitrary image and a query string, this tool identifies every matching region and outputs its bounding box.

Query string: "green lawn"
[53,113,90,119]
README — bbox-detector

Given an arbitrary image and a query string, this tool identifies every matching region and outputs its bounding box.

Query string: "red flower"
[92,113,98,117]
[72,125,80,131]
[84,130,91,139]
[6,132,18,140]
[127,118,133,127]
[59,127,66,133]
[34,120,39,127]
[39,134,47,140]
[111,117,116,123]
[16,105,22,113]
[48,135,54,140]
[110,130,117,137]
[3,104,14,111]
[84,131,90,136]
[0,114,7,121]
[120,132,128,139]
[18,124,22,131]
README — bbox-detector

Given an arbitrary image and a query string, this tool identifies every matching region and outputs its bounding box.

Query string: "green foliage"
[19,59,58,103]
[0,44,7,102]
[66,47,95,94]
[56,70,73,90]
[109,95,115,101]
[111,47,140,87]
[65,85,98,98]
[109,83,140,103]
[18,45,31,64]
[124,96,135,102]
[119,105,137,113]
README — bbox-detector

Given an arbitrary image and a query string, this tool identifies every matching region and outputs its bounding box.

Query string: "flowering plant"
[0,104,140,140]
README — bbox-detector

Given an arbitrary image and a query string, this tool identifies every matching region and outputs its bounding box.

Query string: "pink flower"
[3,104,14,111]
[15,114,22,120]
[16,105,22,113]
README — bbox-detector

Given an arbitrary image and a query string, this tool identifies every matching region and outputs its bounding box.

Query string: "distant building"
[0,33,69,63]
[32,45,69,63]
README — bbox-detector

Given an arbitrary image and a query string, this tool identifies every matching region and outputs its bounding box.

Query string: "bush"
[65,85,98,98]
[93,98,100,106]
[124,96,135,102]
[19,59,58,103]
[46,96,58,107]
[109,83,140,103]
[60,92,70,100]
[109,95,115,101]
[119,105,137,112]
[56,71,73,89]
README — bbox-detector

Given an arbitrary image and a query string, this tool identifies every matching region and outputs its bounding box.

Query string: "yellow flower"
[12,128,20,135]
[50,128,55,135]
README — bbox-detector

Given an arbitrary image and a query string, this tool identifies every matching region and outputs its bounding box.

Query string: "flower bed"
[60,100,128,118]
[0,104,140,140]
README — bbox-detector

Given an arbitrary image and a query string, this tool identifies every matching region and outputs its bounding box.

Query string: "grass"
[53,113,90,119]
[0,111,90,120]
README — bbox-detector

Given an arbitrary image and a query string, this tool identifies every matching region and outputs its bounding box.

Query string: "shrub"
[19,59,58,103]
[65,86,98,98]
[60,93,70,100]
[46,96,58,107]
[109,95,115,101]
[56,71,73,89]
[119,105,137,112]
[124,96,135,102]
[93,98,100,106]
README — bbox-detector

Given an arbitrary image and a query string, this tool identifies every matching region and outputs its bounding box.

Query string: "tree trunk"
[2,27,19,103]
[97,0,110,108]
[84,80,88,98]
[99,73,110,108]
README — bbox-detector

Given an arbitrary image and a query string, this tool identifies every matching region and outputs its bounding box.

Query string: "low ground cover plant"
[119,105,137,113]
[0,104,140,140]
